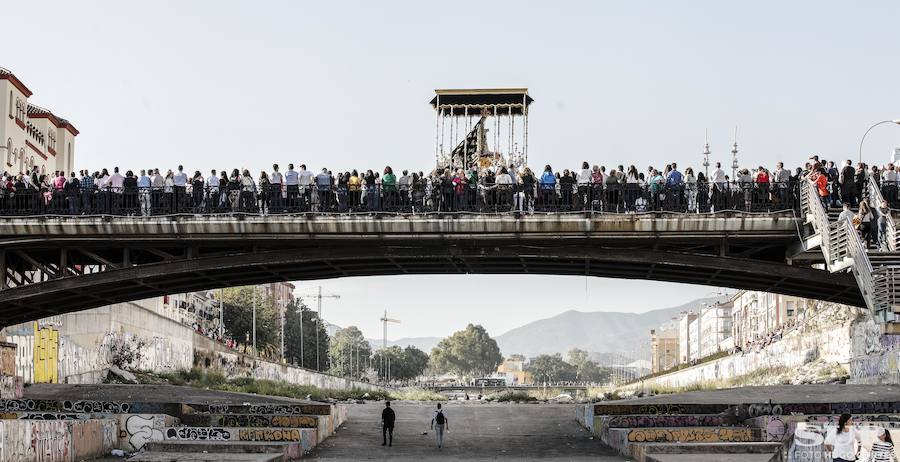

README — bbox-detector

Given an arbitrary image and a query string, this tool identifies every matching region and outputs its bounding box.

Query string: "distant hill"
[494,296,726,359]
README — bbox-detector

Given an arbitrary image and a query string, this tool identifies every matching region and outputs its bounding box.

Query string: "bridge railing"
[0,181,800,217]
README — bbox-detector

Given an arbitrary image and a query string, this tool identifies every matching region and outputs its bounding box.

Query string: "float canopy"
[430,88,534,116]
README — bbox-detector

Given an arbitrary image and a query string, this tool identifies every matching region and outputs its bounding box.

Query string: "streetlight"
[859,119,900,163]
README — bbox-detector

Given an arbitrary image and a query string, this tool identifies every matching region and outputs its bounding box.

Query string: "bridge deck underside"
[0,214,857,326]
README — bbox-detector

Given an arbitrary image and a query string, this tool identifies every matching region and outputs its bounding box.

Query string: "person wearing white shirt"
[824,414,860,462]
[108,167,125,190]
[298,164,313,210]
[206,169,220,211]
[172,165,189,213]
[270,164,283,211]
[284,163,299,211]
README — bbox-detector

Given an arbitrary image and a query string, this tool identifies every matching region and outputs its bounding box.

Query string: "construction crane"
[379,310,401,383]
[295,286,341,371]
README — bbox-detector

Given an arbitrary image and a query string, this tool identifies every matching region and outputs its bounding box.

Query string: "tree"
[526,353,576,384]
[284,299,330,371]
[222,286,280,357]
[567,348,590,381]
[328,326,371,379]
[429,324,502,378]
[374,345,429,383]
[507,354,526,362]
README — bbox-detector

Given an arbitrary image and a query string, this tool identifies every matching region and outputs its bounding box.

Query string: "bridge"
[0,207,867,326]
[423,384,591,393]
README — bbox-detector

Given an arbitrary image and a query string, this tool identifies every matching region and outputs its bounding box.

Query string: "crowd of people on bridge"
[0,156,897,218]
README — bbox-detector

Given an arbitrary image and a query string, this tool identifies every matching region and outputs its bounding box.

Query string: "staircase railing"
[867,177,898,251]
[800,180,840,266]
[801,180,882,315]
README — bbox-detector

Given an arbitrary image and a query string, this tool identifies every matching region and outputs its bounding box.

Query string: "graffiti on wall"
[199,403,331,416]
[604,415,733,428]
[31,421,71,462]
[627,427,754,443]
[165,427,232,441]
[71,419,117,460]
[197,414,318,428]
[0,399,130,413]
[121,415,168,451]
[0,375,24,399]
[33,322,59,384]
[238,428,303,442]
[0,342,16,376]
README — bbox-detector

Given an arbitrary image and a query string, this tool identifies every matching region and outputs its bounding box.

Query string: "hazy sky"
[6,1,900,340]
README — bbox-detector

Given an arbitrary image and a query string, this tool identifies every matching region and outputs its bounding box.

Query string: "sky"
[5,1,900,340]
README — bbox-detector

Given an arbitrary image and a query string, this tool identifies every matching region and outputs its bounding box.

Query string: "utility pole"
[295,286,341,371]
[252,291,257,357]
[380,310,401,384]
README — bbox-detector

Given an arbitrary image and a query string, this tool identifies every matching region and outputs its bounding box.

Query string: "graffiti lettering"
[123,415,166,451]
[63,400,130,413]
[165,427,232,440]
[605,415,732,428]
[271,415,318,428]
[238,428,303,442]
[31,421,71,462]
[627,427,754,443]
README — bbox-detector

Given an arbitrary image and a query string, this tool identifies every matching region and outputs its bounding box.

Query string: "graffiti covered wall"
[0,299,378,393]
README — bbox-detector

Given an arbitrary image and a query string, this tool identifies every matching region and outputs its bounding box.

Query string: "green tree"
[429,324,502,378]
[284,299,330,372]
[222,286,280,357]
[526,353,576,384]
[328,326,371,379]
[506,354,526,362]
[567,348,590,381]
[374,345,429,383]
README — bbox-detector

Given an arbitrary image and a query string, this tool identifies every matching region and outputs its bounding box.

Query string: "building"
[259,282,296,309]
[650,323,679,373]
[677,311,698,364]
[699,298,733,357]
[1,67,78,176]
[731,291,803,349]
[496,359,532,385]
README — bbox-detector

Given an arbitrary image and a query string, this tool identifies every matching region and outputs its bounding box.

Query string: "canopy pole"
[435,95,440,170]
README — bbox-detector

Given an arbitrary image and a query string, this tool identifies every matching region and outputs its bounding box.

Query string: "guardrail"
[0,181,800,217]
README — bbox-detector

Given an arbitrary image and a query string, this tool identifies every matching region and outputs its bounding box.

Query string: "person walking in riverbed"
[430,403,449,448]
[381,401,395,447]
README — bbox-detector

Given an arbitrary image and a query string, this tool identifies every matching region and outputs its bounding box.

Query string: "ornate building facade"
[1,66,78,176]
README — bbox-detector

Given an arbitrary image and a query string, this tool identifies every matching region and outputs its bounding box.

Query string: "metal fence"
[0,181,801,216]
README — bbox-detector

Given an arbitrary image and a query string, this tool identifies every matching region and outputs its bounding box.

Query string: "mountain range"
[361,296,726,358]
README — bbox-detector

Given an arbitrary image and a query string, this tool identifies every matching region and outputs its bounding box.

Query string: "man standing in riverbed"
[430,403,449,448]
[381,401,395,446]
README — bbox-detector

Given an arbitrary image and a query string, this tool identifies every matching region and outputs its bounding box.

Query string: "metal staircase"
[800,180,898,325]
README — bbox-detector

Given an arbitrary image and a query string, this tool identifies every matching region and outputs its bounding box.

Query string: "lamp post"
[858,120,900,163]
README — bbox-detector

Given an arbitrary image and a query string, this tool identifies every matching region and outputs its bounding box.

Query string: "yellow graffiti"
[238,429,302,442]
[627,428,754,443]
[0,412,17,419]
[33,322,59,384]
[270,415,317,428]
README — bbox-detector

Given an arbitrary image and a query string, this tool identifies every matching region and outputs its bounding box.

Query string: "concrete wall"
[0,301,379,392]
[626,302,864,390]
[0,419,117,462]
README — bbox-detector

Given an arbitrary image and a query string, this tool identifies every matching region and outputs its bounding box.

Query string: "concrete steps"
[632,442,782,462]
[144,440,305,459]
[128,452,285,462]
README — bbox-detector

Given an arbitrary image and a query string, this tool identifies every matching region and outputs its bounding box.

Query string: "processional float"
[430,88,534,172]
